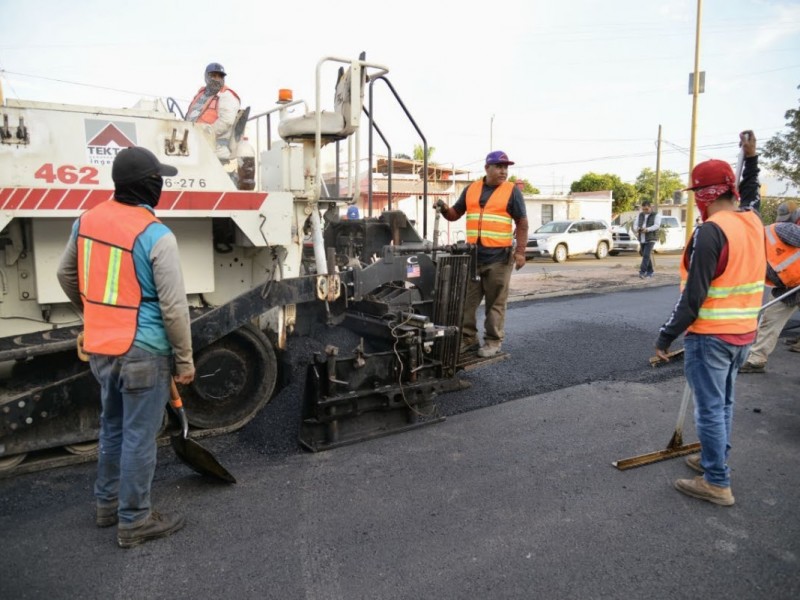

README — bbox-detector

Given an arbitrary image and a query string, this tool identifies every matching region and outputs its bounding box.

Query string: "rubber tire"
[182,325,277,429]
[595,242,609,259]
[609,250,620,256]
[552,244,568,263]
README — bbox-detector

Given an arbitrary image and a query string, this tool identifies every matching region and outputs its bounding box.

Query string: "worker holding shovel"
[654,131,765,506]
[57,147,195,547]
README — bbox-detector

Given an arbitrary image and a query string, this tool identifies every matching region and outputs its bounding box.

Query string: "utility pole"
[655,124,662,209]
[490,114,495,153]
[686,0,703,243]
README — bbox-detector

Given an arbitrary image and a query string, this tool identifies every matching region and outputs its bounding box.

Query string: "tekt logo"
[85,120,137,166]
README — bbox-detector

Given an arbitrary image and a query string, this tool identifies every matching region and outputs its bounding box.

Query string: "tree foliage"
[570,172,638,214]
[413,144,436,163]
[762,85,800,187]
[508,175,540,194]
[634,168,684,205]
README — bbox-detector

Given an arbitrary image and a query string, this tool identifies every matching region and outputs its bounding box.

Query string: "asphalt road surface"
[1,282,798,600]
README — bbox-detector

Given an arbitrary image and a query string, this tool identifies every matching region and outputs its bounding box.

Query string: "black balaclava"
[205,72,223,95]
[114,176,163,208]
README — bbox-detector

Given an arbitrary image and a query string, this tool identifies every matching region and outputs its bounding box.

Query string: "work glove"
[435,200,448,215]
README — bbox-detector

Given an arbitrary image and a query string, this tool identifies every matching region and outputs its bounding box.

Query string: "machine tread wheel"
[0,453,27,471]
[182,325,277,429]
[64,441,99,456]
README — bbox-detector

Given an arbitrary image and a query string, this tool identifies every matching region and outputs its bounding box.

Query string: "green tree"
[413,144,436,163]
[634,168,684,205]
[508,175,540,194]
[570,172,638,214]
[394,152,411,160]
[762,86,800,187]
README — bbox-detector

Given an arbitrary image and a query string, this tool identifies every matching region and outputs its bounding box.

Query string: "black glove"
[435,200,448,214]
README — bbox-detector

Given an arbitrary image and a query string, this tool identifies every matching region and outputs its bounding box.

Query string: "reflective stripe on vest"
[765,224,800,287]
[465,180,514,247]
[77,201,160,356]
[680,210,766,335]
[189,85,240,125]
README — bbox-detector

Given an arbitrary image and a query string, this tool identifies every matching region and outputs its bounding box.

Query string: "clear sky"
[2,0,799,195]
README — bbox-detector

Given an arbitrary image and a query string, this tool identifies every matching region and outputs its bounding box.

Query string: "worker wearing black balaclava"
[112,147,173,208]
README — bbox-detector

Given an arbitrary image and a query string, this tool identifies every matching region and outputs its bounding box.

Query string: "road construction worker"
[436,150,528,358]
[57,146,195,548]
[186,62,241,159]
[655,130,766,507]
[739,200,800,372]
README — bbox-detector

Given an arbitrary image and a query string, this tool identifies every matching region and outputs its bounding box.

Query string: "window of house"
[542,204,553,224]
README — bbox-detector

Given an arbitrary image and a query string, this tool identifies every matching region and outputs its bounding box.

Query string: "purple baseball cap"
[485,150,514,166]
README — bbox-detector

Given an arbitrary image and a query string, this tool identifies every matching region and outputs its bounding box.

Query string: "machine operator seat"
[278,62,365,146]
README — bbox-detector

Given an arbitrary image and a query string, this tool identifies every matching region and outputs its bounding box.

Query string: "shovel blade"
[171,435,237,483]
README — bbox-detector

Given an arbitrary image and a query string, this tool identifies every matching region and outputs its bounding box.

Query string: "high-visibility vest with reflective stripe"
[765,223,800,288]
[189,85,240,125]
[465,180,514,247]
[77,200,160,356]
[680,210,766,335]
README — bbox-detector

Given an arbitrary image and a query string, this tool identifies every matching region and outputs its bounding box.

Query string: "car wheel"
[609,250,620,256]
[553,244,567,263]
[595,242,609,259]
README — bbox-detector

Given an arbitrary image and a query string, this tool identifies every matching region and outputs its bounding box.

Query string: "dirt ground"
[509,260,681,300]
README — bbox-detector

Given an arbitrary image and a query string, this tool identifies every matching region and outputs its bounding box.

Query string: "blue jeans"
[639,241,655,276]
[89,346,171,525]
[683,334,750,487]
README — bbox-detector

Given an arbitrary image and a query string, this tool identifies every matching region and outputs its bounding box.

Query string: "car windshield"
[536,221,570,234]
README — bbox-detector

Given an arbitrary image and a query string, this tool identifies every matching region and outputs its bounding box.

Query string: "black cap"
[112,147,178,186]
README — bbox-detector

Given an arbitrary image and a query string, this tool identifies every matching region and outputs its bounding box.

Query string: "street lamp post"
[490,114,495,153]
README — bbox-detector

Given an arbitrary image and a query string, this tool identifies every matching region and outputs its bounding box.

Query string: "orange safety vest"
[765,223,800,288]
[679,210,765,335]
[77,200,160,356]
[465,180,514,247]
[188,85,240,125]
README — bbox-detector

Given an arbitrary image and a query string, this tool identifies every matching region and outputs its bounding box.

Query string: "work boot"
[96,501,119,528]
[459,340,479,355]
[685,453,704,474]
[117,510,185,549]
[789,340,800,353]
[477,343,501,358]
[738,361,765,374]
[784,337,799,346]
[674,476,735,506]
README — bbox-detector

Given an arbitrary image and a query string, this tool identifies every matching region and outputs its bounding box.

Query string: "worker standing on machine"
[655,131,765,507]
[186,62,241,160]
[57,146,195,548]
[436,150,528,358]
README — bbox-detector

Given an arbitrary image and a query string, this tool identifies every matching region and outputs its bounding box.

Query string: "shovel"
[169,380,237,484]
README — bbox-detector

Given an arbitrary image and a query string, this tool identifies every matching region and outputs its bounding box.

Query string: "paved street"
[1,281,798,600]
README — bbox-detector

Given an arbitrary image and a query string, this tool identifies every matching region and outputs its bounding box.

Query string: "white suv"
[654,216,686,253]
[525,219,614,263]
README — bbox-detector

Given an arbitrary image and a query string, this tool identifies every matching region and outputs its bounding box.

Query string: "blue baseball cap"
[485,150,514,166]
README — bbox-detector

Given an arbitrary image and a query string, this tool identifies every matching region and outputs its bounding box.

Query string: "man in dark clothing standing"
[655,131,765,507]
[436,151,529,358]
[635,200,661,278]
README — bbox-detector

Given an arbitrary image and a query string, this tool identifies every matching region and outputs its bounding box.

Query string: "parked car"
[654,216,686,253]
[525,219,614,263]
[609,225,640,256]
